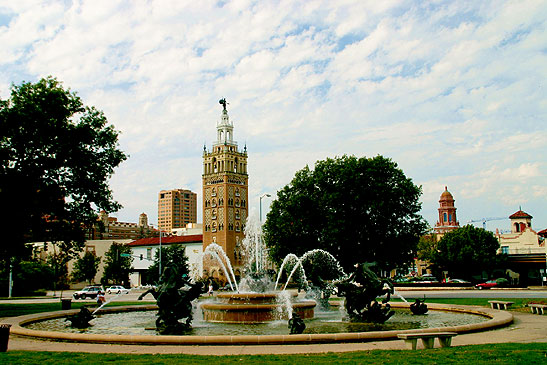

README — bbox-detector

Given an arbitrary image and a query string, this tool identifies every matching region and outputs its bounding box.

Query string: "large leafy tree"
[72,251,101,285]
[263,155,427,273]
[146,244,189,284]
[431,225,503,280]
[0,77,127,290]
[101,242,133,286]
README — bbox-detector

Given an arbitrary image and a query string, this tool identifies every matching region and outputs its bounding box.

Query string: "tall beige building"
[202,99,248,280]
[158,189,197,232]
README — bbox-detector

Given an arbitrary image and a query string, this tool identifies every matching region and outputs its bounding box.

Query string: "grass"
[0,301,151,317]
[0,343,546,364]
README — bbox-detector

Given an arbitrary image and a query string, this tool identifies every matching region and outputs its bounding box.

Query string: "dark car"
[73,286,105,299]
[475,280,498,289]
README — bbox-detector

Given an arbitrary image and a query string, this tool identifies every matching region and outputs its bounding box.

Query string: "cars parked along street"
[73,286,105,300]
[106,285,130,294]
[475,280,498,289]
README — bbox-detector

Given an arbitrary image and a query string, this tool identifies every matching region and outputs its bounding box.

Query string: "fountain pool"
[10,302,512,345]
[26,305,488,336]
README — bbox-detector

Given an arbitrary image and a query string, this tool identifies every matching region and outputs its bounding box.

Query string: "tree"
[101,242,132,286]
[0,77,127,287]
[146,244,189,284]
[72,251,101,284]
[417,233,438,263]
[263,155,427,273]
[431,225,503,280]
[46,252,70,291]
[12,260,54,295]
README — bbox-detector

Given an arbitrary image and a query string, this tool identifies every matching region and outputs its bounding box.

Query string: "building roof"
[537,228,547,237]
[439,186,454,201]
[127,234,203,247]
[509,210,533,219]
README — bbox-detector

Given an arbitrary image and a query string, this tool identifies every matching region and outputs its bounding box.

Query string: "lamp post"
[159,229,162,277]
[259,193,271,222]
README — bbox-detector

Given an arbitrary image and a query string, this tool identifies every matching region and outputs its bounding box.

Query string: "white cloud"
[1,0,546,230]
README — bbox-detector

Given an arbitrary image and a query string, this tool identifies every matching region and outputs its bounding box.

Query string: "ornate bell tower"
[434,186,459,235]
[202,99,248,279]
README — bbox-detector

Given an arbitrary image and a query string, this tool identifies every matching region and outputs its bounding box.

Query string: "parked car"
[415,274,439,283]
[475,280,498,289]
[447,278,471,284]
[106,285,130,294]
[73,286,105,300]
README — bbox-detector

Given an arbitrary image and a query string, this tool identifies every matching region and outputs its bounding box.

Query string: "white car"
[106,285,130,294]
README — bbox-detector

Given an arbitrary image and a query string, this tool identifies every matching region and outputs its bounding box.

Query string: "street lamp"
[259,193,271,222]
[159,229,162,277]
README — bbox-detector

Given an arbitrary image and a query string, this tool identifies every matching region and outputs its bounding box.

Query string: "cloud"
[1,0,546,230]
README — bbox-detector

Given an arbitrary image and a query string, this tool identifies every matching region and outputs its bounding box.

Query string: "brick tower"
[202,99,248,281]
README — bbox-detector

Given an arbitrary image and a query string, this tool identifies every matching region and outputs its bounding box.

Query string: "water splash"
[393,288,408,303]
[274,254,302,290]
[275,290,293,319]
[241,209,267,274]
[92,292,125,315]
[275,249,346,291]
[202,244,238,292]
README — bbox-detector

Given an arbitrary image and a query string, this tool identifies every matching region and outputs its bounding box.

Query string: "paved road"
[0,290,155,304]
[395,289,547,300]
[2,288,547,304]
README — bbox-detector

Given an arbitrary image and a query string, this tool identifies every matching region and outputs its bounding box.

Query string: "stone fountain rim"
[5,303,513,346]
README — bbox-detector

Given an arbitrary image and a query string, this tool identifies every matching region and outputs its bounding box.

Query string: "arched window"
[443,212,447,222]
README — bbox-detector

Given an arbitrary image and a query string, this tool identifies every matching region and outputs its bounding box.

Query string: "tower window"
[443,212,447,222]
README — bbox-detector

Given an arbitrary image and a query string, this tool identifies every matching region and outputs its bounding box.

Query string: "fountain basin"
[201,292,316,323]
[7,303,513,345]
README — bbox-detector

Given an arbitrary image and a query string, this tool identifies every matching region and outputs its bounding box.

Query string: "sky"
[1,0,546,233]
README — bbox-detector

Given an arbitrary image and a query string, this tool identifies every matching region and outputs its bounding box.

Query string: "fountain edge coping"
[3,303,513,346]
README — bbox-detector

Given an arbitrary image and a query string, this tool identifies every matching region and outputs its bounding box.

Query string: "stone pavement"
[5,310,547,355]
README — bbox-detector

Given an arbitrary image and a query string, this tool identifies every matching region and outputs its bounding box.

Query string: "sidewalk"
[5,311,547,355]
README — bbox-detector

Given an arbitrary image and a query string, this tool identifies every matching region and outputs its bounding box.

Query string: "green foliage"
[496,277,509,287]
[263,155,427,272]
[101,243,132,286]
[72,251,101,284]
[46,253,70,290]
[13,260,54,295]
[432,225,503,279]
[0,76,127,269]
[417,233,438,263]
[147,244,190,284]
[0,301,151,317]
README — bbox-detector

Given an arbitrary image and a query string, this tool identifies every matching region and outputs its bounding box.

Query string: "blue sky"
[1,0,546,233]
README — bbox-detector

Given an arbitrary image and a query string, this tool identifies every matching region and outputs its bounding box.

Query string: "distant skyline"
[1,1,546,232]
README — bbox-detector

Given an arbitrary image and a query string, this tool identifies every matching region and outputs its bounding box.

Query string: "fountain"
[7,209,513,344]
[199,210,317,323]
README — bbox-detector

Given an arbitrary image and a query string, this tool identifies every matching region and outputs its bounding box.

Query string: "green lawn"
[0,343,546,364]
[0,301,151,317]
